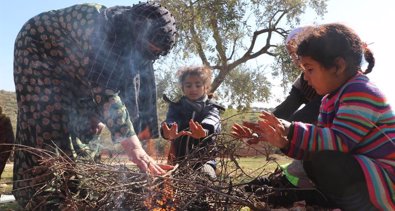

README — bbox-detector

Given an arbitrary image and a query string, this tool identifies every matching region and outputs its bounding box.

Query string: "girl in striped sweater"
[233,23,395,210]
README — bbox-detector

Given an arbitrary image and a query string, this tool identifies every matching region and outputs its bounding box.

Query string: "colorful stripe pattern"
[284,73,395,210]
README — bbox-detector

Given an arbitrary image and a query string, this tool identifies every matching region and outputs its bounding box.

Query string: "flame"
[166,141,176,165]
[144,178,176,210]
[138,126,151,140]
[140,124,175,210]
[139,126,158,159]
[145,139,157,159]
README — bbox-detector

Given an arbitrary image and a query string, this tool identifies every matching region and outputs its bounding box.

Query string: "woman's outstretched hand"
[121,136,173,175]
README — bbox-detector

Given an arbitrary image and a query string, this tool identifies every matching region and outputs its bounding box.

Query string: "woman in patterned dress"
[13,2,176,209]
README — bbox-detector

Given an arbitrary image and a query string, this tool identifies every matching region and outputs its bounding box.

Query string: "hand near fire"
[161,120,207,140]
[121,136,174,175]
[232,111,290,149]
[231,122,262,144]
[161,122,189,140]
[186,120,207,139]
[257,111,290,149]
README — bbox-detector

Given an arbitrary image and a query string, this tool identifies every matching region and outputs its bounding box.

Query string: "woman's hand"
[161,122,188,140]
[121,136,173,175]
[90,117,105,135]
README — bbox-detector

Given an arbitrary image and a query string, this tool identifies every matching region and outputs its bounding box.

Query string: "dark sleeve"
[119,61,160,139]
[288,95,322,123]
[134,62,159,138]
[201,106,221,162]
[272,87,307,120]
[164,103,180,125]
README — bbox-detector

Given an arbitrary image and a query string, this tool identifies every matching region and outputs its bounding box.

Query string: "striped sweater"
[284,73,395,210]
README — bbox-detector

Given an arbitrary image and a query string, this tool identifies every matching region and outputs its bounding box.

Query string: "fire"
[144,177,176,211]
[146,139,157,158]
[139,126,157,159]
[139,126,176,210]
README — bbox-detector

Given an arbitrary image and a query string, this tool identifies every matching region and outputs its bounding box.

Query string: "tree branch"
[188,0,210,66]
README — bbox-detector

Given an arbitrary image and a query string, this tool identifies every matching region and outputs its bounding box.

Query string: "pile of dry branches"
[14,111,325,210]
[13,131,281,211]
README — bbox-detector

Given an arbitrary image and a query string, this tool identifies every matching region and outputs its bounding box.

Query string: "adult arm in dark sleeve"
[272,87,307,120]
[288,95,322,123]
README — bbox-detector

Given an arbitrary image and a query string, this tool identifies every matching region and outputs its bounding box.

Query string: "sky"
[1,0,394,106]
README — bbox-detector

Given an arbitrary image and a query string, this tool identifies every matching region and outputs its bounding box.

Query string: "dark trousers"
[0,115,14,179]
[303,151,378,211]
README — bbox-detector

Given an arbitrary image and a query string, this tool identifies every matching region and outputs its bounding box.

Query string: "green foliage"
[218,64,271,108]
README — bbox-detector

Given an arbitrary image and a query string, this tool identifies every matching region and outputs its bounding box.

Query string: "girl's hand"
[231,122,263,144]
[257,111,289,149]
[187,120,206,139]
[161,122,187,140]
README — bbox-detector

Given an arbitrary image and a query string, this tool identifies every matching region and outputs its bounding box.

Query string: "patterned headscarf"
[105,2,177,60]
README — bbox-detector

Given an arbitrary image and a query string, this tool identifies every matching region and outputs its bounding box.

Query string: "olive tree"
[155,0,327,107]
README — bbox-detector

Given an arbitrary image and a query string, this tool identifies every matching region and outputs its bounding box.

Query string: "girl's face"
[299,56,346,95]
[182,75,207,101]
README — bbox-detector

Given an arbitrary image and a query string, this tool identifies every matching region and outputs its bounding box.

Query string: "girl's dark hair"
[297,23,374,75]
[177,66,213,93]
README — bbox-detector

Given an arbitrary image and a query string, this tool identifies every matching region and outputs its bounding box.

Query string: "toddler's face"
[182,75,206,101]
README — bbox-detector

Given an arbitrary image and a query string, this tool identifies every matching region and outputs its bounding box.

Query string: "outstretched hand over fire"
[186,120,206,139]
[161,120,207,140]
[256,111,290,149]
[231,122,261,144]
[161,122,188,140]
[232,111,290,149]
[121,136,174,175]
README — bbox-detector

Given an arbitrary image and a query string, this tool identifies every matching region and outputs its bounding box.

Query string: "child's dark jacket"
[161,95,223,167]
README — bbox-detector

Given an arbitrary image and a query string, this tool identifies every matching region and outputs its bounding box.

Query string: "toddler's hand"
[188,120,207,139]
[161,122,188,140]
